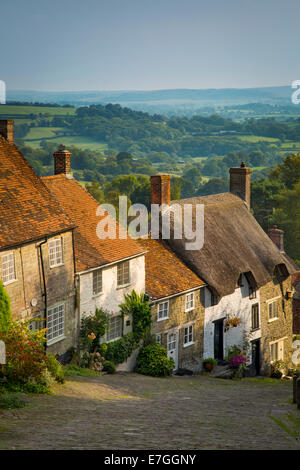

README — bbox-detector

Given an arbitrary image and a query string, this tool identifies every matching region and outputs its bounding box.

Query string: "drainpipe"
[37,238,48,352]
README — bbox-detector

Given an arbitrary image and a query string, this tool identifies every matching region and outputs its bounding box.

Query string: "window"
[268,299,279,320]
[107,316,122,341]
[2,252,16,284]
[251,304,259,330]
[270,340,284,362]
[185,292,194,311]
[29,317,41,332]
[156,334,162,345]
[183,325,194,346]
[117,261,130,287]
[168,332,176,351]
[49,238,63,267]
[249,286,257,299]
[47,304,65,342]
[158,301,169,321]
[93,269,102,295]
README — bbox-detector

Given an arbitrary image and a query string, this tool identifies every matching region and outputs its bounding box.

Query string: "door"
[167,331,178,370]
[251,339,260,375]
[214,319,224,361]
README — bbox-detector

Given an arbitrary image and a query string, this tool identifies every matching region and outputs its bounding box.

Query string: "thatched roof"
[165,192,296,298]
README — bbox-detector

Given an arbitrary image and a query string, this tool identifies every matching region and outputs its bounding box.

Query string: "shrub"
[203,358,218,366]
[136,344,174,377]
[45,354,65,383]
[105,332,139,365]
[0,392,26,409]
[226,345,242,361]
[0,281,12,332]
[80,308,109,352]
[119,290,152,339]
[103,360,116,374]
[80,351,104,373]
[270,360,286,379]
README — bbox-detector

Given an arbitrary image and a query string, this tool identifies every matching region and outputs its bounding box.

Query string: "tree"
[0,281,12,332]
[85,181,104,204]
[269,153,300,189]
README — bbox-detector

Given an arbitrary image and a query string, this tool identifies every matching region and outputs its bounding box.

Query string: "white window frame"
[270,338,285,362]
[106,315,122,342]
[48,238,63,268]
[117,261,130,288]
[2,252,16,285]
[92,269,103,296]
[157,301,169,321]
[183,324,194,347]
[156,334,162,345]
[267,296,280,322]
[47,303,65,345]
[185,292,194,312]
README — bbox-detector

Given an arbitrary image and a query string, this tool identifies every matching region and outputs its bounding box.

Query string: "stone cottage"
[150,165,296,374]
[42,146,146,348]
[0,120,77,355]
[138,237,205,371]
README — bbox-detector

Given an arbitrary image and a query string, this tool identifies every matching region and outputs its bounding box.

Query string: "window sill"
[268,317,279,323]
[116,283,131,290]
[47,335,66,347]
[49,263,64,269]
[92,292,103,298]
[106,336,122,343]
[157,316,169,322]
[251,327,260,332]
[183,341,195,348]
[3,278,17,286]
[185,307,195,313]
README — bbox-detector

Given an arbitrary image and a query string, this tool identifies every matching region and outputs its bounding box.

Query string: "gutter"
[37,238,48,352]
[149,284,206,304]
[75,251,148,276]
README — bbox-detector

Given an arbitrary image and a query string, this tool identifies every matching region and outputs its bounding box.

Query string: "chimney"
[229,161,252,209]
[269,225,284,252]
[53,145,71,175]
[0,120,14,144]
[150,175,170,206]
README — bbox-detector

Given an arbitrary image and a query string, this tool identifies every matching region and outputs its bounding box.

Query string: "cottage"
[150,164,296,374]
[138,237,205,371]
[0,120,77,355]
[42,147,146,350]
[292,271,300,335]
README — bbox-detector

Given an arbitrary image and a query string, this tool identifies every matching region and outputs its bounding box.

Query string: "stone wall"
[259,275,294,372]
[151,287,205,372]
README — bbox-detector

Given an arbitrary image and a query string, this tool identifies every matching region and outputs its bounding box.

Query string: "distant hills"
[6,86,293,110]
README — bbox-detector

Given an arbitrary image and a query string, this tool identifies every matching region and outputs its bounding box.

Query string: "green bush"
[119,290,152,339]
[203,358,218,366]
[0,281,12,332]
[80,308,109,352]
[105,332,139,365]
[103,360,116,374]
[45,354,65,383]
[0,392,26,409]
[136,344,174,377]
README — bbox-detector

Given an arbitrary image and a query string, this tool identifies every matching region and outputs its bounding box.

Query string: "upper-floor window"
[93,269,102,295]
[158,301,169,321]
[268,299,279,321]
[185,292,194,312]
[251,303,259,330]
[249,286,257,299]
[183,324,194,347]
[47,303,65,343]
[2,252,16,285]
[117,261,130,287]
[107,315,122,342]
[49,238,63,268]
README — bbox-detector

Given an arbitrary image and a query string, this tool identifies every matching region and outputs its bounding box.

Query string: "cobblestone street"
[0,374,299,450]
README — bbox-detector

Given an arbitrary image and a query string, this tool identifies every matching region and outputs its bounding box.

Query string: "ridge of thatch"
[166,192,296,298]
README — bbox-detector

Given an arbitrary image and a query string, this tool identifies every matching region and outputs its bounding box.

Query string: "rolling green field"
[0,105,75,116]
[24,127,63,139]
[238,135,279,143]
[24,134,108,152]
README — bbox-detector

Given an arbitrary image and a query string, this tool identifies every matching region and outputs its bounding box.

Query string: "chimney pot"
[0,120,14,144]
[150,175,171,206]
[269,226,284,252]
[53,145,71,175]
[229,161,252,209]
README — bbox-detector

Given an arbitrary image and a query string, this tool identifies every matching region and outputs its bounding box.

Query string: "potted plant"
[224,316,242,332]
[203,358,218,372]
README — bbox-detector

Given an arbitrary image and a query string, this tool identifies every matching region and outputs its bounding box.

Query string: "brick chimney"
[150,175,170,206]
[229,161,252,209]
[0,120,14,144]
[53,145,71,175]
[269,225,284,252]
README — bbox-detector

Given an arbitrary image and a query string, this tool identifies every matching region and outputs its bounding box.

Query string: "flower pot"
[203,362,214,372]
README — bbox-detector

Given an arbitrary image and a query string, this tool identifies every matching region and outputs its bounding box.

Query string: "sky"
[1,0,300,91]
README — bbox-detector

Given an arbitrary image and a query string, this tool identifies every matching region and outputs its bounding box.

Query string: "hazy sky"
[1,0,300,91]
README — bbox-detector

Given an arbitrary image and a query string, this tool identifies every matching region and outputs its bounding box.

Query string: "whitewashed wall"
[79,255,145,319]
[203,274,261,364]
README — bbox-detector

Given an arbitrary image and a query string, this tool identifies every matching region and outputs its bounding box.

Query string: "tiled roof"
[0,137,75,250]
[137,237,205,300]
[42,175,145,272]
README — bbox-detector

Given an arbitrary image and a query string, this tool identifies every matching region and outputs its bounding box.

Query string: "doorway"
[251,339,261,375]
[167,331,178,370]
[214,319,224,361]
